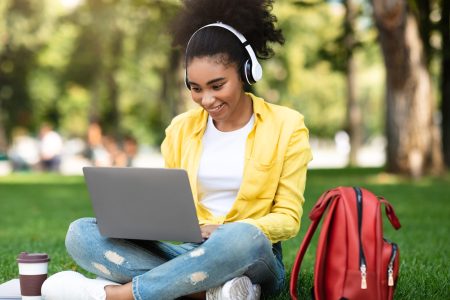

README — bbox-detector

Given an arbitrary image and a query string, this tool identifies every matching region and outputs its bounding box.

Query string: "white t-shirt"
[197,115,255,217]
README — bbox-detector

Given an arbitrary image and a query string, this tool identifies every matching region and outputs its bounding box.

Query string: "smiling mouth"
[208,103,225,112]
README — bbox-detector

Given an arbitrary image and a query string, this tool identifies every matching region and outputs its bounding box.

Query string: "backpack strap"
[378,197,402,230]
[289,188,341,300]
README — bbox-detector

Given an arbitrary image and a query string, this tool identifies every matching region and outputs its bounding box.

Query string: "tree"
[0,102,6,153]
[371,0,444,176]
[63,0,125,139]
[412,0,448,169]
[280,1,347,138]
[63,0,180,143]
[441,0,450,167]
[343,0,362,166]
[0,0,53,142]
[295,0,365,166]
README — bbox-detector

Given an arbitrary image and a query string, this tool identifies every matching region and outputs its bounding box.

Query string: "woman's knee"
[217,223,284,293]
[212,222,272,257]
[65,217,98,256]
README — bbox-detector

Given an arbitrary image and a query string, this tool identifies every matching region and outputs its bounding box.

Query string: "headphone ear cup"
[243,59,254,85]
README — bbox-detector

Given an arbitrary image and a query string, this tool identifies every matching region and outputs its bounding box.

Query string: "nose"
[201,92,215,107]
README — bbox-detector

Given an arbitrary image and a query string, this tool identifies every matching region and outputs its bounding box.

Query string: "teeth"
[212,104,223,111]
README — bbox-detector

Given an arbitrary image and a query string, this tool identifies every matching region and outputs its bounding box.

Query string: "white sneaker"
[206,276,261,300]
[41,271,120,300]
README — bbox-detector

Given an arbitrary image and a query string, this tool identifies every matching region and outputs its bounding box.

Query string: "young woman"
[42,0,312,299]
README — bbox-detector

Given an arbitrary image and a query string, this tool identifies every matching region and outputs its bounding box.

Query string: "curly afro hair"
[171,0,285,67]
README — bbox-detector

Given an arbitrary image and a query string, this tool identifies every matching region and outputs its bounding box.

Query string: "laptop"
[82,167,203,243]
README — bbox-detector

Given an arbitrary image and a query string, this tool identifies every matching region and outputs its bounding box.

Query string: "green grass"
[1,169,449,299]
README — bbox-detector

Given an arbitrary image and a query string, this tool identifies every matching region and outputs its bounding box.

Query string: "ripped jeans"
[65,218,285,300]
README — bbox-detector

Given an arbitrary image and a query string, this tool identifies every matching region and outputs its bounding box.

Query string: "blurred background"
[0,0,448,178]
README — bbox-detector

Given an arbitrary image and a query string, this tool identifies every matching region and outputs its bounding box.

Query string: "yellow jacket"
[161,93,312,243]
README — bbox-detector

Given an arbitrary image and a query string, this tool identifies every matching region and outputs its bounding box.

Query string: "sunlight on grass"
[366,172,406,185]
[365,171,450,186]
[0,173,83,184]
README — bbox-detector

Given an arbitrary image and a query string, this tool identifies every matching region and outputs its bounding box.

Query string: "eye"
[191,86,201,93]
[212,83,224,90]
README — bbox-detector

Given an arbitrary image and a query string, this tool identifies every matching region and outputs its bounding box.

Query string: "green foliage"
[255,2,346,137]
[0,0,387,144]
[257,1,385,138]
[1,0,181,144]
[0,0,62,136]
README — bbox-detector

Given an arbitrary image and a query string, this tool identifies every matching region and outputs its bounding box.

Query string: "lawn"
[0,168,449,299]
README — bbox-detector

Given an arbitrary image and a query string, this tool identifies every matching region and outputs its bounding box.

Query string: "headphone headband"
[192,22,247,44]
[184,22,263,88]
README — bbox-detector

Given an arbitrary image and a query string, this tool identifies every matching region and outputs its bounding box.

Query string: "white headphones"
[184,22,263,89]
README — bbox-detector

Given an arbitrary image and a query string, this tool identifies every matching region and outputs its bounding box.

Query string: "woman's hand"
[200,225,220,239]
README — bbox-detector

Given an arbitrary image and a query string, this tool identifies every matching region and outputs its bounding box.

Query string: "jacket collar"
[250,93,265,122]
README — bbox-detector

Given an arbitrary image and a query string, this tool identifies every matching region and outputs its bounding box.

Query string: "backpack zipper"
[386,240,398,286]
[354,187,368,289]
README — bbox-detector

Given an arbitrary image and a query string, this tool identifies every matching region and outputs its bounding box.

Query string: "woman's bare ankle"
[105,283,134,300]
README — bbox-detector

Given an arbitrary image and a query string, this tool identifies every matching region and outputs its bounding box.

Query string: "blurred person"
[85,121,113,167]
[102,135,127,167]
[335,130,351,156]
[42,1,312,299]
[87,121,103,150]
[123,135,138,167]
[59,137,93,175]
[91,143,112,167]
[8,127,40,171]
[39,123,63,172]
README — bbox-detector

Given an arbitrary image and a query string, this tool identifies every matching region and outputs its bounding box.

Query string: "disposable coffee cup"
[17,252,50,300]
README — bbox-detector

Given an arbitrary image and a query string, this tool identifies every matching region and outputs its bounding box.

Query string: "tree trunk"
[371,0,444,177]
[344,0,362,166]
[155,48,184,145]
[89,80,101,125]
[0,101,6,153]
[104,29,123,140]
[105,69,120,139]
[416,0,432,67]
[166,48,184,119]
[441,0,450,167]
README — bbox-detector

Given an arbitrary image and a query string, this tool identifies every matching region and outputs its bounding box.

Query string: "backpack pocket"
[382,239,399,300]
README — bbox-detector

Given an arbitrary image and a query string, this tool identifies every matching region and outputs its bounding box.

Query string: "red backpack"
[290,187,401,300]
